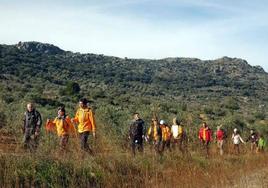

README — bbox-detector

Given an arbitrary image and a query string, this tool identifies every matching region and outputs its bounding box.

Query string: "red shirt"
[216,130,224,141]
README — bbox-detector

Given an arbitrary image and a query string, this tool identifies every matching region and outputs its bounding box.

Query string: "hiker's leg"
[138,137,144,153]
[60,135,69,150]
[23,128,32,150]
[154,140,161,154]
[33,134,40,150]
[178,139,184,153]
[206,141,210,157]
[218,140,223,155]
[80,132,90,151]
[161,141,166,154]
[131,139,136,156]
[23,134,31,149]
[167,140,171,152]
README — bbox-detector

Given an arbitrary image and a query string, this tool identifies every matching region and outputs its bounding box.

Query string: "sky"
[0,0,267,71]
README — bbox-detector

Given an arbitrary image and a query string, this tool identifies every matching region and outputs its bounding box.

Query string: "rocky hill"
[0,41,268,107]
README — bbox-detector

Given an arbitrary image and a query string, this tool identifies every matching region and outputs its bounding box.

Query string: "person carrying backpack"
[72,98,96,152]
[171,118,185,153]
[22,103,42,150]
[160,120,171,154]
[46,107,76,150]
[246,129,259,153]
[198,122,212,157]
[216,125,226,156]
[146,117,161,154]
[129,113,145,156]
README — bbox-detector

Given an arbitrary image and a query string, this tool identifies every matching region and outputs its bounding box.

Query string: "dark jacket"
[23,109,42,131]
[246,133,258,143]
[129,119,145,139]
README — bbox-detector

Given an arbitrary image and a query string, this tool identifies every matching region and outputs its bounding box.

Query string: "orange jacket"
[72,108,96,133]
[46,116,76,136]
[160,125,171,141]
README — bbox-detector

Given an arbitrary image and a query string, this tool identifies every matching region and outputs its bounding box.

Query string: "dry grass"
[1,126,268,188]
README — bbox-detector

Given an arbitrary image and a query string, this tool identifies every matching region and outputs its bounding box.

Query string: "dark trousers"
[60,135,69,150]
[161,140,171,154]
[79,131,91,152]
[131,137,143,156]
[23,128,39,151]
[201,140,210,157]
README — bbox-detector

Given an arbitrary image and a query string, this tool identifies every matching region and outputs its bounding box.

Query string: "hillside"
[1,41,268,107]
[1,41,268,187]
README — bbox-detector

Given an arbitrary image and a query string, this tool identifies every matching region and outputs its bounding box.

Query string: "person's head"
[250,129,254,134]
[173,118,179,125]
[217,124,223,131]
[133,113,140,120]
[58,106,66,116]
[234,128,238,134]
[160,120,165,125]
[79,98,88,109]
[202,122,207,128]
[152,117,158,126]
[27,103,34,112]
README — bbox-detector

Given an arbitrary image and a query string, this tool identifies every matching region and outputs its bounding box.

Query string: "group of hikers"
[23,98,95,152]
[22,100,266,157]
[128,113,266,156]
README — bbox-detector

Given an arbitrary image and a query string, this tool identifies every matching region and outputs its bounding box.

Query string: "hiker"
[72,98,96,152]
[160,120,171,154]
[22,103,42,150]
[46,107,76,150]
[257,134,266,153]
[246,129,259,153]
[171,118,185,153]
[198,122,212,157]
[146,117,162,154]
[129,113,145,156]
[231,128,245,154]
[216,125,226,156]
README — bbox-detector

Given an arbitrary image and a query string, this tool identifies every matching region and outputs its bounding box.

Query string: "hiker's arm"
[36,111,42,129]
[128,121,133,138]
[89,110,96,133]
[142,121,146,137]
[22,113,26,133]
[72,111,79,123]
[89,110,96,137]
[240,136,245,144]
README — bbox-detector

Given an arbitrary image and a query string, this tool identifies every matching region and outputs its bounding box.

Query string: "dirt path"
[0,132,22,154]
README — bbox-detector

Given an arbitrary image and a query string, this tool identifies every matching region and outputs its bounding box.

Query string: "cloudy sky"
[0,0,267,70]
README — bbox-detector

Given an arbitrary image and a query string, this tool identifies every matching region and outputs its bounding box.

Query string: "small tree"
[65,82,80,95]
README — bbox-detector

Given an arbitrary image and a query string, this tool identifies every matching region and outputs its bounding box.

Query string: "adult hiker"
[215,125,226,156]
[72,98,96,152]
[231,128,245,154]
[257,134,266,153]
[246,129,259,153]
[129,113,145,156]
[46,107,76,150]
[146,117,162,154]
[171,118,185,153]
[22,103,42,150]
[159,120,171,154]
[198,122,212,157]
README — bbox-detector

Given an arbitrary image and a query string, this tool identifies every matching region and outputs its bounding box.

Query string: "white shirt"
[232,134,245,144]
[171,125,179,138]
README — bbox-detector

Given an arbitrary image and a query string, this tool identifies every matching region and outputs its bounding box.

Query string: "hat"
[160,120,165,125]
[234,128,238,132]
